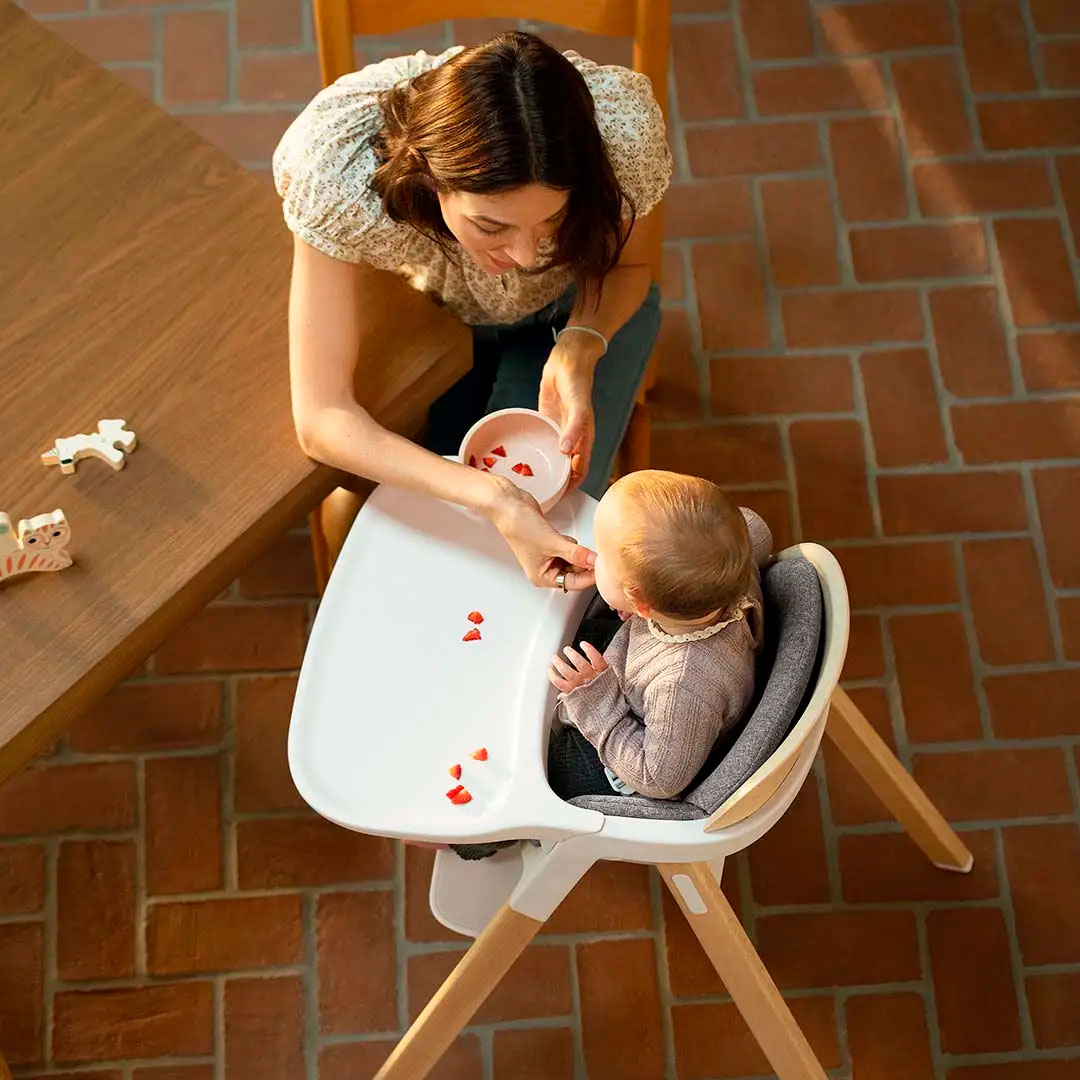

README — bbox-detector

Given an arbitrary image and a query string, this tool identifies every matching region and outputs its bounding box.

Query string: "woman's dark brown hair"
[370,31,633,304]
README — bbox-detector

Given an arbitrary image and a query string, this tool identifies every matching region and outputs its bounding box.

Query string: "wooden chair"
[307,0,670,590]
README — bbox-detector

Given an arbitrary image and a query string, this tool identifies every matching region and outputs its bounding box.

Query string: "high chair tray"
[288,482,605,845]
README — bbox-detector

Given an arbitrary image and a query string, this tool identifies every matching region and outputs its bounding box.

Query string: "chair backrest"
[311,0,670,277]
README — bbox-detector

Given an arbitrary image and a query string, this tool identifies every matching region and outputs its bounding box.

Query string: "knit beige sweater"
[557,509,772,800]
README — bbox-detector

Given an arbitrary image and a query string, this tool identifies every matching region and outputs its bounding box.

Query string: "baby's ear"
[624,584,651,620]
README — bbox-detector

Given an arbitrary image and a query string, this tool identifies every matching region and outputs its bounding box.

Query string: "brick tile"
[1035,467,1080,588]
[756,909,920,987]
[957,0,1036,93]
[237,0,303,46]
[736,488,795,549]
[761,178,839,287]
[956,400,1080,463]
[224,976,304,1080]
[1060,596,1080,660]
[929,285,1013,397]
[879,471,1026,536]
[784,289,923,347]
[852,222,988,282]
[451,18,520,47]
[686,121,821,177]
[543,861,653,934]
[844,614,886,680]
[1031,0,1080,31]
[71,679,222,752]
[57,840,135,980]
[692,240,770,350]
[50,1072,126,1080]
[891,612,982,741]
[840,829,997,903]
[979,98,1080,151]
[1060,155,1080,248]
[235,531,315,599]
[53,983,213,1062]
[536,28,631,68]
[964,538,1055,664]
[409,944,572,1023]
[663,180,753,239]
[653,310,699,422]
[1043,40,1080,90]
[111,65,155,99]
[0,922,43,1064]
[238,52,321,105]
[995,217,1080,326]
[830,116,908,221]
[947,1065,1080,1080]
[912,746,1074,819]
[405,844,466,943]
[824,686,895,824]
[133,1069,214,1080]
[234,675,306,812]
[746,781,831,904]
[986,669,1080,737]
[928,907,1021,1053]
[163,11,228,104]
[817,0,953,53]
[672,0,730,9]
[652,423,786,485]
[672,21,742,120]
[893,55,973,158]
[661,247,684,301]
[673,995,839,1078]
[754,59,887,115]
[0,844,45,914]
[492,1028,575,1080]
[0,761,135,837]
[1027,971,1080,1048]
[1019,331,1080,391]
[846,992,935,1080]
[52,12,152,62]
[710,353,853,415]
[146,755,222,895]
[790,419,875,539]
[25,0,87,10]
[861,349,949,467]
[740,0,814,59]
[578,939,664,1080]
[184,111,299,166]
[916,160,1055,217]
[239,816,393,889]
[1005,824,1080,964]
[147,895,303,975]
[837,541,958,607]
[319,1037,482,1080]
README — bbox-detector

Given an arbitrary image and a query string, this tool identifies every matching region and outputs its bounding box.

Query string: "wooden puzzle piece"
[41,418,137,474]
[0,509,72,584]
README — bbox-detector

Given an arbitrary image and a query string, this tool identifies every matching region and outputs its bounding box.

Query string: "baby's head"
[593,470,754,622]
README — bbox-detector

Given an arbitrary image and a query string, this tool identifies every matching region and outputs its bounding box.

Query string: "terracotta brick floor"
[5,0,1080,1077]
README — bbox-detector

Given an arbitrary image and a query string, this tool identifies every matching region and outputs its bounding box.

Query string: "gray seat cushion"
[568,556,823,821]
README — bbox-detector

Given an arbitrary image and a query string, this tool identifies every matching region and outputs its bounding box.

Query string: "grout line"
[1020,467,1068,665]
[41,837,58,1069]
[777,418,804,543]
[917,288,963,467]
[649,867,678,1080]
[393,840,408,1034]
[302,891,319,1080]
[915,906,947,1076]
[813,754,844,905]
[993,829,1039,1052]
[568,941,588,1080]
[950,538,997,741]
[948,0,984,156]
[1019,0,1049,91]
[850,348,884,537]
[134,757,148,976]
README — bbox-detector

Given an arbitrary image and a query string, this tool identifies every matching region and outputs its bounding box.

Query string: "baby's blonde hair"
[610,470,757,625]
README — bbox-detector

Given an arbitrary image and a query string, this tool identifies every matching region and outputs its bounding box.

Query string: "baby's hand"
[548,641,609,693]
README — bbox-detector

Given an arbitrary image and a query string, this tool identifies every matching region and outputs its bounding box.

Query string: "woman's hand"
[538,338,600,491]
[548,641,609,693]
[488,477,596,589]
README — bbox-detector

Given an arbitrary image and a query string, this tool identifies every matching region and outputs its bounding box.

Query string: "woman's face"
[437,184,568,275]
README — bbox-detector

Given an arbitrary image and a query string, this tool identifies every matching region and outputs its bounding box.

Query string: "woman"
[275,30,671,590]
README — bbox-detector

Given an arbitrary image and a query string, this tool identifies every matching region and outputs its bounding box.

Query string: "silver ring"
[555,571,568,593]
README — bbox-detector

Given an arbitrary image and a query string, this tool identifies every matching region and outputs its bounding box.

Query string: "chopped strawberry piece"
[482,456,497,467]
[471,747,488,761]
[491,445,507,457]
[449,763,461,780]
[451,788,472,805]
[511,462,534,477]
[446,784,464,800]
[462,628,482,642]
[468,455,478,468]
[467,611,484,624]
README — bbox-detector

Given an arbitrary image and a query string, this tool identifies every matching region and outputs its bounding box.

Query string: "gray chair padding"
[568,556,824,821]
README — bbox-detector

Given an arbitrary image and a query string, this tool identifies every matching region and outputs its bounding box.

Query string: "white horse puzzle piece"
[0,509,72,584]
[41,419,137,474]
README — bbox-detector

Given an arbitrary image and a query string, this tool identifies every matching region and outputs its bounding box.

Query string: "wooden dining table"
[0,2,471,788]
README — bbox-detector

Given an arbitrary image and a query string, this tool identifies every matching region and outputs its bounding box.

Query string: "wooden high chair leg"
[373,902,543,1080]
[659,862,829,1080]
[826,687,974,873]
[0,1051,11,1080]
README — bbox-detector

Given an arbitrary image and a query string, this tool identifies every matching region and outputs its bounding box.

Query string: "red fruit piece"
[468,455,478,468]
[511,462,534,477]
[491,445,507,457]
[467,611,484,625]
[446,784,464,800]
[462,628,482,642]
[449,763,461,780]
[471,747,488,761]
[482,456,497,468]
[451,788,472,805]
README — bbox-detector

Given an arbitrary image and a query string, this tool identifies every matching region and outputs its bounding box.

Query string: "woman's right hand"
[487,478,596,590]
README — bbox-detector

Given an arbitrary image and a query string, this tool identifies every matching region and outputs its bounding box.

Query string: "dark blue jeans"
[426,283,662,497]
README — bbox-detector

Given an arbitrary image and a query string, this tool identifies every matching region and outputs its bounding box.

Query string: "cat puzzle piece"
[0,509,72,585]
[41,419,137,474]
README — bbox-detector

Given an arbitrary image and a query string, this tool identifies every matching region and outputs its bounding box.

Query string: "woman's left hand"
[539,341,598,491]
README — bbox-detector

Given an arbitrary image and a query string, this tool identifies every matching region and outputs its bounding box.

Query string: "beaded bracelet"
[552,324,609,356]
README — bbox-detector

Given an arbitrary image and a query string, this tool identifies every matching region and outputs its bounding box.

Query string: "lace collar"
[646,597,753,644]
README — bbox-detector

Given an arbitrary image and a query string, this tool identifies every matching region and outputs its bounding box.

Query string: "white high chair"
[289,483,972,1080]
